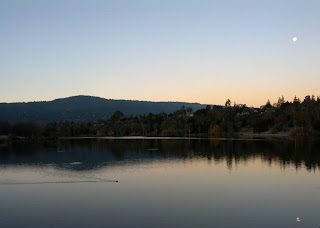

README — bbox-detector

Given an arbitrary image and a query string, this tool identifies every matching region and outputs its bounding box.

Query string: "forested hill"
[0,95,207,123]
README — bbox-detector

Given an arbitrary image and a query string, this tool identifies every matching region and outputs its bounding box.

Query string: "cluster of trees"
[0,95,319,139]
[254,95,320,135]
[0,121,45,140]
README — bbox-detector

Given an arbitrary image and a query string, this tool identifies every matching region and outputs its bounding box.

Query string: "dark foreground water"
[0,138,319,228]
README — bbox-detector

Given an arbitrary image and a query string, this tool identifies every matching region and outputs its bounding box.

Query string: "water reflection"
[0,138,319,172]
[0,138,319,228]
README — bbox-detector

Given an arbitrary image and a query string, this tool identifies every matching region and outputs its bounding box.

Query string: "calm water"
[0,138,319,228]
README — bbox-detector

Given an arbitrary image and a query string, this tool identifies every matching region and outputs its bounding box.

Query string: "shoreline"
[2,132,320,144]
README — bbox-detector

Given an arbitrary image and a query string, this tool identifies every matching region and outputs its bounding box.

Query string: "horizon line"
[0,94,211,106]
[1,94,319,108]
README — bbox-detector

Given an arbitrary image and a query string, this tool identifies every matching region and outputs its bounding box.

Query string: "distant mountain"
[0,95,208,123]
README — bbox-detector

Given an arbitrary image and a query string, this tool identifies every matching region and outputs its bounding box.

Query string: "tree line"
[0,95,319,140]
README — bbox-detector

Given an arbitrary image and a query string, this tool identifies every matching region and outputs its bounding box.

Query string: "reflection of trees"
[0,139,319,172]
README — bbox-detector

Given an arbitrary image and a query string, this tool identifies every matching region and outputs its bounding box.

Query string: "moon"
[293,37,298,42]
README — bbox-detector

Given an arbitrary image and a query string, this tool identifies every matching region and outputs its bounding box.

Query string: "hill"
[0,95,207,123]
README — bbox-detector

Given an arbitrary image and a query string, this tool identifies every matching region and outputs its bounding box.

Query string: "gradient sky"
[1,0,319,107]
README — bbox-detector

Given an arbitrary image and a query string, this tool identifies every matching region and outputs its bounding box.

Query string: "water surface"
[0,138,319,227]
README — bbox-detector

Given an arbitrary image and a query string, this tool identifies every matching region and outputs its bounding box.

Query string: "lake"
[0,138,319,227]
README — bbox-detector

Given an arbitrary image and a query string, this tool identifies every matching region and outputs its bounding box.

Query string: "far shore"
[0,132,319,147]
[59,132,292,139]
[2,131,319,144]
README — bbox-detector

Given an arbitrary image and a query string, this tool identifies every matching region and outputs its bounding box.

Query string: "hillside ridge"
[0,95,208,122]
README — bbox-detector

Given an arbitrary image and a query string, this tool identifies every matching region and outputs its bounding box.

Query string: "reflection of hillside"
[0,138,319,171]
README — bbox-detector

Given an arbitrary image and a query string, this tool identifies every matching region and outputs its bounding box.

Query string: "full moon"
[293,37,298,42]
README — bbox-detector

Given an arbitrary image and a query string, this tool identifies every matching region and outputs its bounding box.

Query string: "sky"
[1,0,319,107]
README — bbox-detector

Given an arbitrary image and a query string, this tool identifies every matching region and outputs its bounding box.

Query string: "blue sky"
[1,0,319,106]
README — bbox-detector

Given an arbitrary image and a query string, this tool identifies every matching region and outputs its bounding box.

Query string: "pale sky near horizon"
[1,0,319,107]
